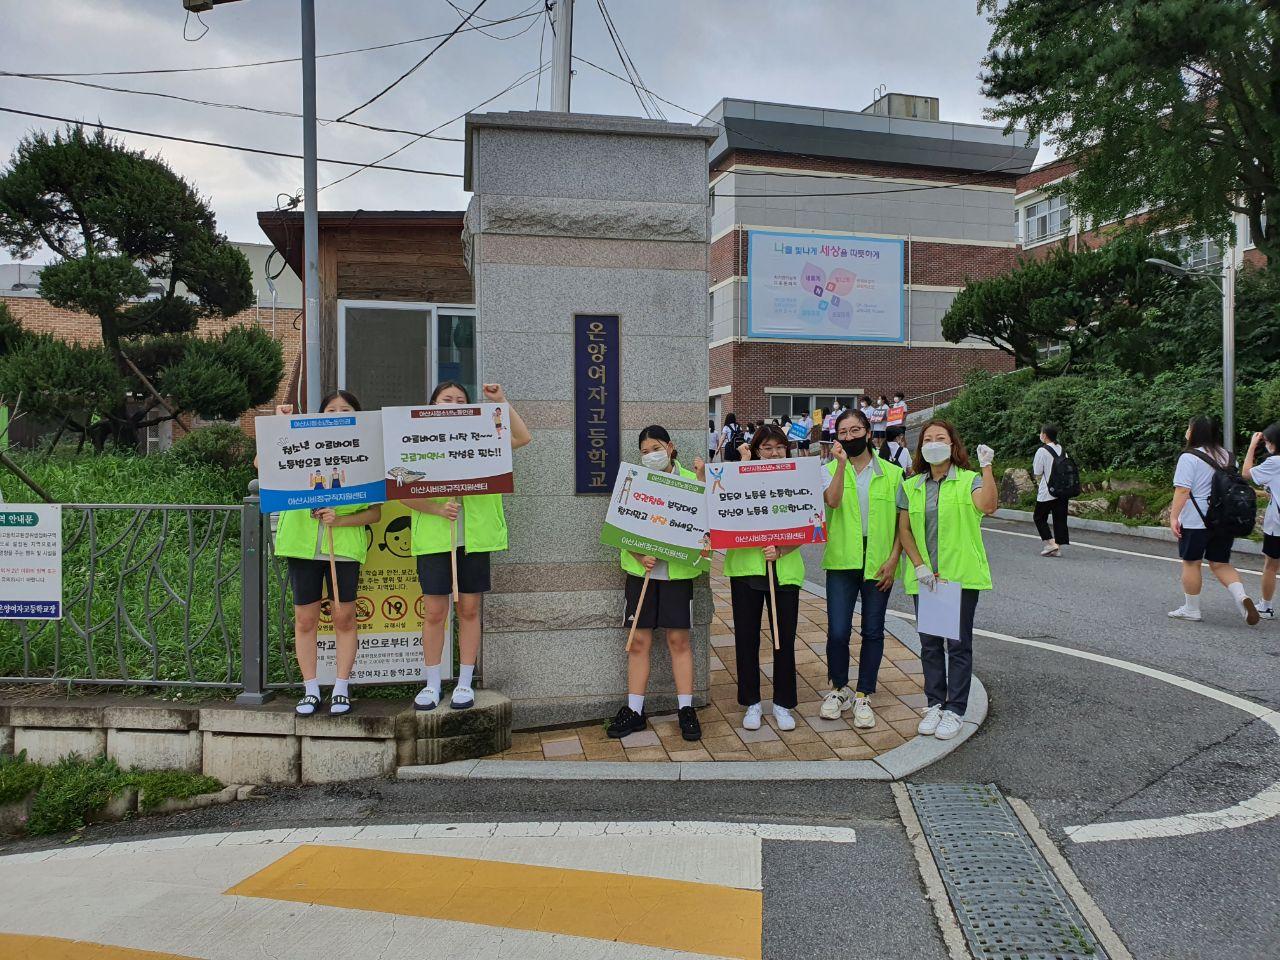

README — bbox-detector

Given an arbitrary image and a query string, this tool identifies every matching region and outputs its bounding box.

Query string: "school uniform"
[1248,453,1280,560]
[620,462,702,629]
[899,466,992,717]
[1173,448,1234,563]
[412,494,507,595]
[275,506,370,604]
[1032,442,1070,545]
[882,442,910,473]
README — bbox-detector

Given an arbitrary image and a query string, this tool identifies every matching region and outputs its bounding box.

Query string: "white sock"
[426,664,441,691]
[1227,581,1247,603]
[303,679,320,699]
[457,664,475,689]
[1262,599,1274,611]
[677,694,693,709]
[1184,593,1201,613]
[332,679,349,698]
[628,694,645,713]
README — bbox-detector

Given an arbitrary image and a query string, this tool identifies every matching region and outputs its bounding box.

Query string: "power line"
[0,106,463,178]
[444,0,544,39]
[11,13,540,79]
[0,72,464,142]
[336,0,493,121]
[534,4,549,108]
[594,0,663,120]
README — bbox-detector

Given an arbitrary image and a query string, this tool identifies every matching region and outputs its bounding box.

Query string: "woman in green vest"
[607,425,707,743]
[726,423,820,733]
[406,381,531,712]
[896,419,998,741]
[819,408,905,730]
[269,392,382,717]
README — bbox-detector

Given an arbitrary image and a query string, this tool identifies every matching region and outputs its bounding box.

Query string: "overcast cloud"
[0,0,1029,258]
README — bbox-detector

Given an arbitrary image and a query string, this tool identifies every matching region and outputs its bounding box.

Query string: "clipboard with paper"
[916,578,963,640]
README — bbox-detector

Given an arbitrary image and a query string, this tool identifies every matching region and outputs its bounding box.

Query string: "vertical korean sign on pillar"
[574,314,621,495]
[0,505,62,620]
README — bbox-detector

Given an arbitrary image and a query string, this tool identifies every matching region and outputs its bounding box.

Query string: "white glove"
[915,564,937,591]
[976,444,995,468]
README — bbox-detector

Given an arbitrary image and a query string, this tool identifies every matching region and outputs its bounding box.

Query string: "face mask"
[921,441,952,465]
[640,450,670,471]
[840,437,867,457]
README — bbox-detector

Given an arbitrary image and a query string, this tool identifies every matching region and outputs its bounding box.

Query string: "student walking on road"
[1032,423,1075,557]
[881,425,911,473]
[819,408,905,729]
[608,426,707,742]
[896,420,998,741]
[1168,416,1259,625]
[1243,424,1280,620]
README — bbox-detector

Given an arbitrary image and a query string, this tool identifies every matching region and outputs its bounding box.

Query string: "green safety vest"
[411,494,508,556]
[900,467,992,595]
[723,544,806,587]
[821,456,903,575]
[619,461,705,581]
[275,505,372,563]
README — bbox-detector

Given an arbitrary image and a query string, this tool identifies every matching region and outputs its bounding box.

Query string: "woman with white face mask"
[608,425,708,742]
[895,420,998,741]
[1243,423,1280,620]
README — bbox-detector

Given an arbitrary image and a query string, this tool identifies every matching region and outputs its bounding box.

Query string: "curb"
[993,508,1266,557]
[397,582,987,784]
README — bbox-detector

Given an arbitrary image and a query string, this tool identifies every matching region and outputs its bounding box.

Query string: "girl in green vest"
[607,425,707,742]
[406,381,531,712]
[896,420,998,741]
[269,392,382,717]
[725,423,823,733]
[819,408,905,730]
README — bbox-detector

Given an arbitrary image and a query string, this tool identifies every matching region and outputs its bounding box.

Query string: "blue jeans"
[825,568,891,693]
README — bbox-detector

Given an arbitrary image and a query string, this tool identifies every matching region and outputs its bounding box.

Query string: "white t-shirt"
[885,442,910,471]
[1032,443,1062,502]
[708,428,717,451]
[1249,454,1280,536]
[1173,447,1229,530]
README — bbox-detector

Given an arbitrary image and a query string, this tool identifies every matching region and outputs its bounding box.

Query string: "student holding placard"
[266,391,382,717]
[606,425,708,742]
[819,408,905,730]
[896,420,998,742]
[406,381,531,712]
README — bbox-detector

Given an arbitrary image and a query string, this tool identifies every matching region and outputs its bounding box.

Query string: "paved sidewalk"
[492,563,927,763]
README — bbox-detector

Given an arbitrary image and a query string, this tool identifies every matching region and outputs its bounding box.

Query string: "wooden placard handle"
[327,525,341,612]
[767,559,780,651]
[449,505,460,604]
[625,569,652,652]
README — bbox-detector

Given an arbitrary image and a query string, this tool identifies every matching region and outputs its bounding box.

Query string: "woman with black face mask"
[818,408,906,730]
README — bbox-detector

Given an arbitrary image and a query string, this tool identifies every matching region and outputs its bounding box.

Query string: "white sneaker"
[852,697,876,729]
[1260,605,1275,620]
[413,685,439,711]
[917,704,943,736]
[1040,543,1059,557]
[772,705,796,731]
[935,711,963,741]
[450,684,475,710]
[820,687,853,720]
[1239,596,1260,626]
[1168,605,1203,622]
[742,703,763,731]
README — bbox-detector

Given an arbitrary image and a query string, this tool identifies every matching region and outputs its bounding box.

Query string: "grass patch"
[0,751,45,805]
[132,769,223,812]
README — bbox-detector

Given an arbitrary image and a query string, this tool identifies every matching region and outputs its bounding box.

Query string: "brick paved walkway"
[491,563,927,763]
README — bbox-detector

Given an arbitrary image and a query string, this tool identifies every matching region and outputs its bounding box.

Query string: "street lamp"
[1145,253,1236,453]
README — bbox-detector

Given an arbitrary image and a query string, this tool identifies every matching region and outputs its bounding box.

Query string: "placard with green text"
[600,464,710,569]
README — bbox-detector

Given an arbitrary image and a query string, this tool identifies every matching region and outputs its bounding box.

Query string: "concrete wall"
[465,112,717,728]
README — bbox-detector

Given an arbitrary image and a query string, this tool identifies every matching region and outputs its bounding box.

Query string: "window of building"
[767,392,860,421]
[1243,214,1268,250]
[1176,235,1222,272]
[1023,195,1070,244]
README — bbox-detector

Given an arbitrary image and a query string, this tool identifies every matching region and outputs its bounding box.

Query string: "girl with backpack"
[719,413,744,462]
[1243,424,1280,620]
[1032,423,1073,557]
[1168,416,1260,625]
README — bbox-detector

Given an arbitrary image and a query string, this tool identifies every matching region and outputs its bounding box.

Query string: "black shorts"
[1178,527,1234,564]
[416,548,492,596]
[288,557,360,606]
[624,574,693,630]
[1263,534,1280,560]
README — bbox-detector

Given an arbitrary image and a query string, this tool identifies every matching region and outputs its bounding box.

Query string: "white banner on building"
[747,229,904,342]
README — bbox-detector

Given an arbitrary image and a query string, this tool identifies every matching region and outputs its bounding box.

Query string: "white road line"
[984,525,1263,575]
[886,608,1280,843]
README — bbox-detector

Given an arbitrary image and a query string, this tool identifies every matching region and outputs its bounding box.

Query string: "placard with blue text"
[255,412,386,514]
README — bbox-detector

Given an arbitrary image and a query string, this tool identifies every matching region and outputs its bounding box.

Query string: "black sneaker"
[606,706,646,739]
[677,706,702,742]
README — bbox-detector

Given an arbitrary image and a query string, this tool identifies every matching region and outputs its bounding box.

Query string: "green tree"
[941,232,1181,372]
[0,126,281,450]
[980,0,1280,264]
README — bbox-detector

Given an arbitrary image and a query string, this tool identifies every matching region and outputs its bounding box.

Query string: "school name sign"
[706,459,826,549]
[600,465,710,569]
[382,403,514,499]
[255,412,386,514]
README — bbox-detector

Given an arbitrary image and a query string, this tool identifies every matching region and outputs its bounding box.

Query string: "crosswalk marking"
[0,934,197,960]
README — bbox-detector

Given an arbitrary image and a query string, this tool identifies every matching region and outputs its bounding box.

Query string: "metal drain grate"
[908,782,1106,960]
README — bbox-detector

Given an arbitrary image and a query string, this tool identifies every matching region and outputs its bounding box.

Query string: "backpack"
[724,426,745,461]
[1039,444,1082,499]
[1189,450,1257,537]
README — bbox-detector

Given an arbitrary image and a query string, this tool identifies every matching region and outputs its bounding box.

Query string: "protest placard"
[256,412,386,514]
[786,421,810,442]
[705,458,827,549]
[600,464,710,569]
[0,505,61,620]
[382,403,514,500]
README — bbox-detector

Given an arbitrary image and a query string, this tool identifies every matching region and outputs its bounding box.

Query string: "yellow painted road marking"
[0,933,198,960]
[226,843,763,960]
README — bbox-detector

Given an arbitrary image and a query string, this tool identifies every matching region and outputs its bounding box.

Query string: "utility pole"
[1222,214,1239,454]
[550,0,574,112]
[300,0,321,413]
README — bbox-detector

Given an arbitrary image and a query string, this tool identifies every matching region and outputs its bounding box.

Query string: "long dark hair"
[1263,423,1280,452]
[319,389,361,412]
[1185,415,1227,466]
[638,424,677,463]
[430,380,470,404]
[912,419,972,474]
[723,412,737,428]
[833,408,870,435]
[748,423,790,459]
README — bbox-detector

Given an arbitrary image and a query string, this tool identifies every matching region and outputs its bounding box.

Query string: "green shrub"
[0,448,250,505]
[26,754,128,835]
[132,769,223,812]
[171,423,255,475]
[0,751,45,805]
